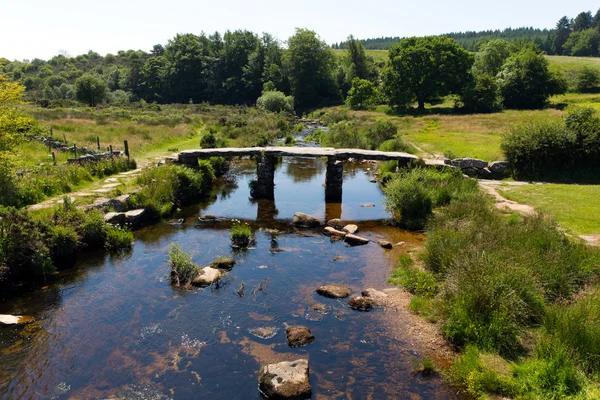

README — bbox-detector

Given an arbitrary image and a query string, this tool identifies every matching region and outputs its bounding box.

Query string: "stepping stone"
[259,359,311,400]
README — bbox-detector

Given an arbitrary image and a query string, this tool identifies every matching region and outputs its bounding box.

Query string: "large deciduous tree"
[74,73,107,106]
[285,28,338,109]
[497,49,565,109]
[383,37,473,111]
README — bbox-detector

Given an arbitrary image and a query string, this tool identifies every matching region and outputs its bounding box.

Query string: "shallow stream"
[0,158,461,399]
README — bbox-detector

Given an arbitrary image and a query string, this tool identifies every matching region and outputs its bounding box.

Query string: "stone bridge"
[178,147,419,201]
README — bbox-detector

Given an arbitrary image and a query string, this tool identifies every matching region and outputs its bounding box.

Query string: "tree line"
[2,28,596,114]
[334,9,600,57]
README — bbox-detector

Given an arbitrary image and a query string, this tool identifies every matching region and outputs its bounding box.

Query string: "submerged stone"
[210,257,236,270]
[249,327,279,340]
[285,325,315,347]
[317,284,352,299]
[326,218,344,229]
[191,267,223,286]
[377,240,393,249]
[310,303,331,314]
[259,359,311,400]
[291,212,321,228]
[348,296,375,311]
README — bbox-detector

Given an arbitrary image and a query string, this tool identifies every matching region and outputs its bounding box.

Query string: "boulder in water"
[259,359,311,399]
[317,284,351,299]
[291,212,321,228]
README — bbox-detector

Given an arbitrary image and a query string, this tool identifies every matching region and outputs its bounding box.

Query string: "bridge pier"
[325,156,343,203]
[250,154,275,200]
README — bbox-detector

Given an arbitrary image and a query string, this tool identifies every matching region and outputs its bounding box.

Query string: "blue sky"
[2,0,599,61]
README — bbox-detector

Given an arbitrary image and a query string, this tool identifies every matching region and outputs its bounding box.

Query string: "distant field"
[333,49,389,64]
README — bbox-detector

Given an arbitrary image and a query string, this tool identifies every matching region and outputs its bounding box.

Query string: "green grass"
[167,243,199,287]
[499,184,600,235]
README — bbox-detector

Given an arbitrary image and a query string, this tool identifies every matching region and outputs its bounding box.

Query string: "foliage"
[230,219,251,248]
[132,164,214,217]
[383,37,474,111]
[459,73,502,113]
[167,243,199,287]
[345,78,377,110]
[256,90,294,113]
[502,106,600,182]
[74,74,108,106]
[383,167,478,230]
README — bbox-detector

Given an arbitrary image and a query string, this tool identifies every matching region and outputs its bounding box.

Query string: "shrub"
[378,138,411,153]
[230,219,251,248]
[167,244,199,286]
[502,106,600,182]
[384,168,478,230]
[50,225,79,262]
[256,91,294,114]
[105,226,133,251]
[459,73,502,113]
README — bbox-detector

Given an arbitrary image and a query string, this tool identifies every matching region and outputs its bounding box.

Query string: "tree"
[344,35,376,81]
[460,73,502,113]
[345,78,377,110]
[572,11,593,31]
[74,74,107,106]
[497,49,564,109]
[383,36,474,111]
[473,39,511,76]
[563,29,600,56]
[552,16,572,55]
[285,28,339,109]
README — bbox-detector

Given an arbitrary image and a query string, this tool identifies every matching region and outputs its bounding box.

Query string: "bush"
[105,226,133,251]
[256,91,294,114]
[459,73,502,113]
[81,209,107,248]
[502,106,600,182]
[384,167,478,230]
[50,225,79,262]
[167,244,199,286]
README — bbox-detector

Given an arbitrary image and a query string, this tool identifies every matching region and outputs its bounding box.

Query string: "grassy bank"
[384,168,600,398]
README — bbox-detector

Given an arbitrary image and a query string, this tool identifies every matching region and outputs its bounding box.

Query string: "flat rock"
[343,224,358,234]
[291,212,321,228]
[348,296,376,311]
[191,267,223,286]
[361,288,388,305]
[259,359,311,400]
[104,212,126,225]
[0,315,35,326]
[323,226,346,237]
[310,303,331,314]
[86,197,128,213]
[377,240,393,249]
[249,327,279,339]
[344,234,369,246]
[286,325,315,347]
[124,209,148,226]
[317,284,352,299]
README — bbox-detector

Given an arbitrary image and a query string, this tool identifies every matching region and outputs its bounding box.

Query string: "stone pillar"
[325,157,343,203]
[251,154,275,200]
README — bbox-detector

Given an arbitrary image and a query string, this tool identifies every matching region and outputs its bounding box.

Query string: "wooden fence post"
[97,137,100,150]
[52,152,56,165]
[124,140,129,160]
[74,143,77,158]
[109,145,113,157]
